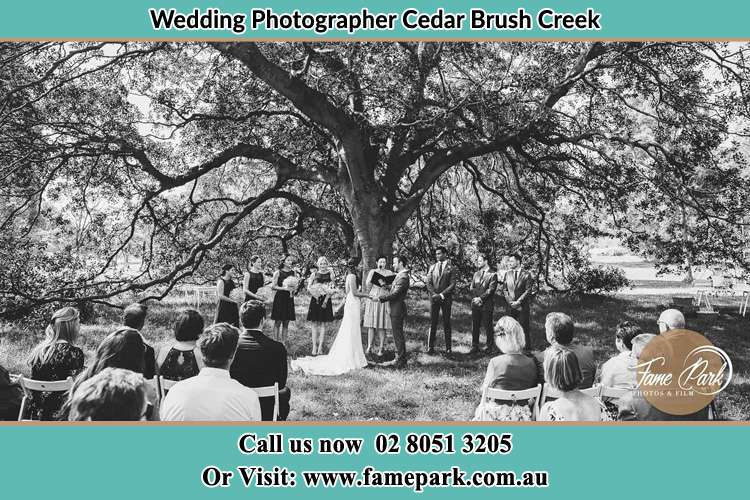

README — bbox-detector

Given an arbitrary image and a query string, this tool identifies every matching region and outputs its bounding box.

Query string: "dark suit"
[470,268,498,349]
[503,268,534,349]
[132,329,156,380]
[381,270,410,365]
[143,344,156,380]
[618,390,709,421]
[0,364,22,421]
[535,344,597,389]
[230,329,290,421]
[426,260,456,351]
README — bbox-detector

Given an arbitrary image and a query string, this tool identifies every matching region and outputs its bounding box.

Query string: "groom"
[379,255,410,368]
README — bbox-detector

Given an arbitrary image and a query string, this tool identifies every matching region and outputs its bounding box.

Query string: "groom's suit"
[381,269,410,367]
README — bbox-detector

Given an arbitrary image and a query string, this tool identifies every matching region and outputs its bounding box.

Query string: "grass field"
[1,291,748,420]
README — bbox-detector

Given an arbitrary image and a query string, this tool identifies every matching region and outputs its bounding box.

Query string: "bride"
[291,262,369,376]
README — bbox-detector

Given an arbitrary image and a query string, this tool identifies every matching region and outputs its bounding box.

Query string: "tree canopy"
[1,41,749,314]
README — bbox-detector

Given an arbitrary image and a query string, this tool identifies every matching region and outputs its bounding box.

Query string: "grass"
[1,291,748,420]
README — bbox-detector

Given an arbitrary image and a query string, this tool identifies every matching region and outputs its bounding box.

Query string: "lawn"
[1,291,748,421]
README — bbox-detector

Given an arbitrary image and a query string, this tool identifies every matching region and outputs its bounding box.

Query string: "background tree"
[1,41,749,314]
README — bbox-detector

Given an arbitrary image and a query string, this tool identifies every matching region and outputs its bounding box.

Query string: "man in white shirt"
[160,323,261,422]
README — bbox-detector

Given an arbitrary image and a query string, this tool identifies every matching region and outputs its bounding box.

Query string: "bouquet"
[282,275,300,292]
[309,282,334,299]
[254,286,272,302]
[229,288,244,303]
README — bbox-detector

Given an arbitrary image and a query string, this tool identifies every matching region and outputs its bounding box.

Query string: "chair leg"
[18,395,27,421]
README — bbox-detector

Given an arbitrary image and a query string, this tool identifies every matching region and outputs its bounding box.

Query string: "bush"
[566,266,630,295]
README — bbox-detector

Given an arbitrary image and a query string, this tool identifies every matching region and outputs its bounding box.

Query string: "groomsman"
[426,246,456,354]
[502,253,534,349]
[470,252,498,355]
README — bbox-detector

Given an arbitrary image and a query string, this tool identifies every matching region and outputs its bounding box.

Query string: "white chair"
[538,384,602,413]
[580,386,602,397]
[156,375,179,401]
[479,384,542,420]
[600,386,629,400]
[17,376,74,421]
[252,383,280,421]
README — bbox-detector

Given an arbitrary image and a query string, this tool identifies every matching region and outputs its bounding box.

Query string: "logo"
[635,329,732,415]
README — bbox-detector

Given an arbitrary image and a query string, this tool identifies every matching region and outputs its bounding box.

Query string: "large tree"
[1,41,749,311]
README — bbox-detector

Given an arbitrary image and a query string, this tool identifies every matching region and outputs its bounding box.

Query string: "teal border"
[1,1,749,39]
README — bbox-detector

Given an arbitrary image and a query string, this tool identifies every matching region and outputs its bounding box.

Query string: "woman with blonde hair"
[306,256,335,355]
[538,345,608,421]
[26,307,85,420]
[473,316,539,421]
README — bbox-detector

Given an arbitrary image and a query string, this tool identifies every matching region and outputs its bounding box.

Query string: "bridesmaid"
[307,256,335,355]
[214,263,240,327]
[271,254,297,346]
[363,256,393,356]
[243,255,266,302]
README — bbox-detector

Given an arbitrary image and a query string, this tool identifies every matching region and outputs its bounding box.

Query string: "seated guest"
[123,303,156,379]
[657,309,686,334]
[231,300,290,421]
[64,327,159,420]
[25,307,85,420]
[538,346,608,421]
[472,316,539,421]
[157,308,205,381]
[599,321,641,389]
[536,312,596,389]
[68,368,148,421]
[160,323,261,422]
[618,334,709,421]
[0,363,23,420]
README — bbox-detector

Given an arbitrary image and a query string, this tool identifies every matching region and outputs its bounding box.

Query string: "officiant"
[364,256,395,356]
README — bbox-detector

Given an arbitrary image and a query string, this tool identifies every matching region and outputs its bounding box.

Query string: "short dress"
[271,269,296,321]
[244,271,265,301]
[307,271,335,323]
[158,347,200,382]
[214,278,239,327]
[363,269,392,330]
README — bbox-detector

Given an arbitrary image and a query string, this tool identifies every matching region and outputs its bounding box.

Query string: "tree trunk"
[680,202,694,284]
[357,222,396,283]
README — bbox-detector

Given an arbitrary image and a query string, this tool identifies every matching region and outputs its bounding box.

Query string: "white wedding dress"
[291,273,368,376]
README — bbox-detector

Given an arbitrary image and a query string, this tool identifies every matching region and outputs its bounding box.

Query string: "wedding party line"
[0,249,715,423]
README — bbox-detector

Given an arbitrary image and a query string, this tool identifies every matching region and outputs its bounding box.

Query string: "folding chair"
[252,383,280,421]
[480,384,542,421]
[156,375,179,400]
[599,386,629,400]
[17,376,74,421]
[538,384,602,414]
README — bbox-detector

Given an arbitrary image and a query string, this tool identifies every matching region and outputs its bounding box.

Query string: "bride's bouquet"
[282,275,300,292]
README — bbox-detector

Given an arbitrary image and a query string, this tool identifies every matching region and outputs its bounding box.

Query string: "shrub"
[566,266,630,295]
